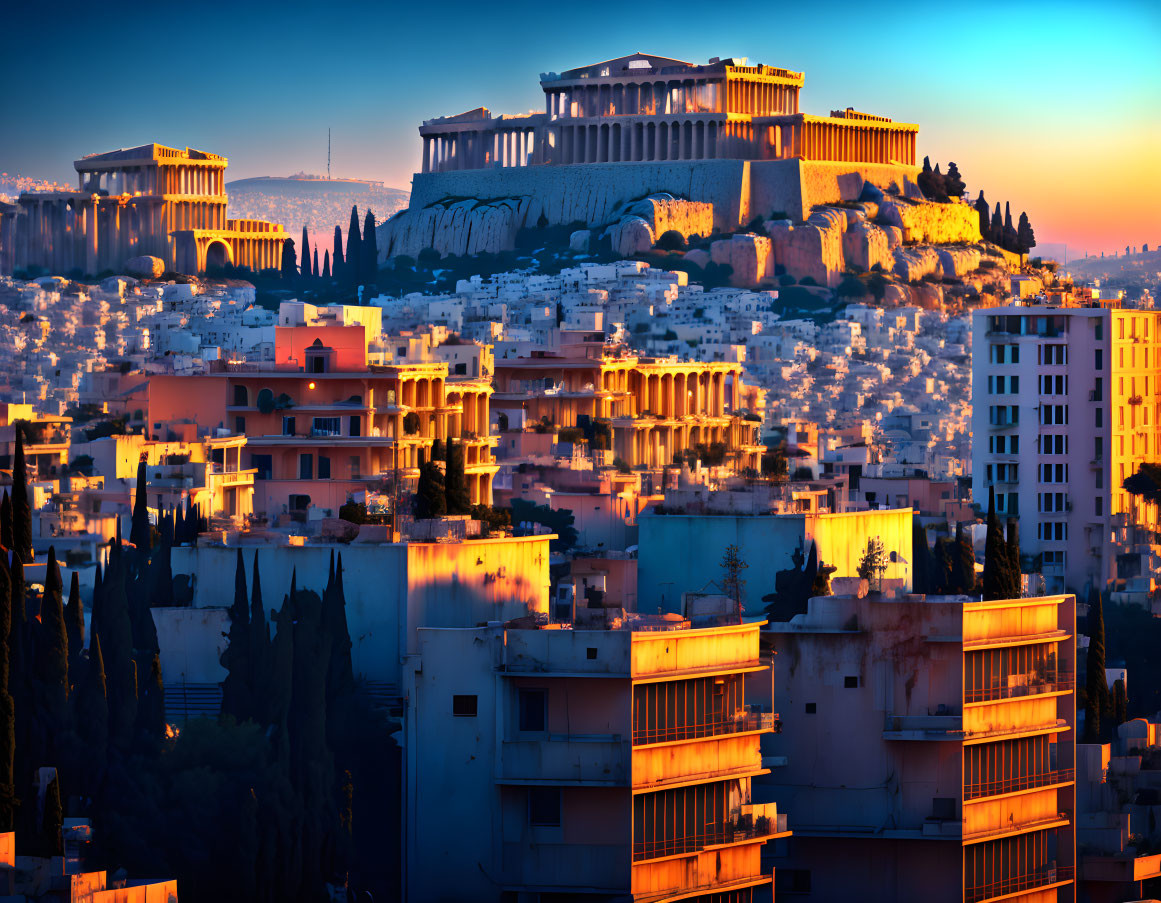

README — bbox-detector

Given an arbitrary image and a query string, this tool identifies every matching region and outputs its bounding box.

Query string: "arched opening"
[205,240,230,270]
[233,385,249,407]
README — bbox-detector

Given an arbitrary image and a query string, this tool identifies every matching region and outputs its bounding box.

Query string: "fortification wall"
[880,198,982,244]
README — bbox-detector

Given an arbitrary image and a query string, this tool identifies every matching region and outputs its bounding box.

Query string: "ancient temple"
[419,54,919,173]
[4,144,288,276]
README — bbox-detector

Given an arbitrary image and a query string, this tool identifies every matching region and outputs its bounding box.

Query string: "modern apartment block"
[972,303,1161,594]
[404,613,788,903]
[762,582,1076,903]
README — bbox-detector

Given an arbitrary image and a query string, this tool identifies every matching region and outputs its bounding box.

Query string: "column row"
[801,124,918,165]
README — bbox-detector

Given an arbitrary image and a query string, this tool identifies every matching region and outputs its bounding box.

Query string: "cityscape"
[0,3,1159,902]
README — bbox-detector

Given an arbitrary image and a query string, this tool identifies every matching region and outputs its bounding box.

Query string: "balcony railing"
[965,865,1073,902]
[632,814,787,862]
[963,675,1074,704]
[633,707,778,746]
[963,768,1074,801]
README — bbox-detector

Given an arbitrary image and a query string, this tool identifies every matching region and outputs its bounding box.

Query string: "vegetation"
[763,542,821,622]
[719,545,748,615]
[982,488,1020,600]
[509,500,577,554]
[1084,588,1110,743]
[857,537,888,592]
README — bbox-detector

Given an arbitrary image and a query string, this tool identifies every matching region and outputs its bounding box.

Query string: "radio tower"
[327,128,331,180]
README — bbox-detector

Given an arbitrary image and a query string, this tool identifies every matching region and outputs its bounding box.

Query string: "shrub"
[612,457,631,474]
[799,276,818,287]
[777,274,796,287]
[656,230,687,251]
[836,276,866,298]
[402,412,421,435]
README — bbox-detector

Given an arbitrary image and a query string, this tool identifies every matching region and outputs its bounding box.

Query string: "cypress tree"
[1112,677,1128,729]
[174,504,185,546]
[75,635,108,774]
[1084,588,1109,742]
[0,492,11,552]
[221,549,253,723]
[345,207,361,289]
[1005,520,1021,596]
[249,552,269,725]
[444,440,470,515]
[12,431,31,562]
[324,553,354,707]
[1017,212,1036,257]
[982,488,1010,601]
[9,552,28,796]
[362,208,378,287]
[151,508,174,608]
[37,773,62,857]
[991,203,1003,242]
[951,523,977,595]
[135,653,165,749]
[322,249,331,280]
[130,459,150,551]
[65,571,84,679]
[912,520,929,594]
[332,226,344,281]
[101,546,138,751]
[301,228,312,278]
[312,246,320,282]
[0,562,15,831]
[932,536,953,595]
[281,239,297,280]
[36,548,70,735]
[975,192,990,241]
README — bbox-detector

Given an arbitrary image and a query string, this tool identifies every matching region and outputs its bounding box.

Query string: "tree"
[1112,677,1127,729]
[345,207,361,289]
[912,520,930,594]
[11,431,31,562]
[1002,202,1019,252]
[65,571,84,680]
[312,246,320,281]
[36,773,62,857]
[808,543,835,597]
[280,239,297,280]
[951,523,977,595]
[301,228,312,279]
[74,634,107,777]
[720,544,748,615]
[944,161,966,198]
[1005,520,1022,594]
[221,549,253,723]
[332,225,345,282]
[763,542,819,622]
[414,461,446,519]
[857,537,888,592]
[931,536,953,595]
[1017,212,1036,257]
[990,204,1003,243]
[444,441,470,515]
[0,561,15,830]
[322,249,331,281]
[35,548,70,764]
[1085,588,1109,742]
[982,488,1017,600]
[975,192,991,241]
[248,551,270,727]
[509,499,578,554]
[130,458,150,551]
[100,543,138,751]
[0,492,12,551]
[362,209,378,288]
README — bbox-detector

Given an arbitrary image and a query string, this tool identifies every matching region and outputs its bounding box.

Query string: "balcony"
[963,768,1074,801]
[632,810,789,862]
[965,865,1073,903]
[633,706,777,746]
[882,711,962,740]
[497,735,629,786]
[963,675,1075,705]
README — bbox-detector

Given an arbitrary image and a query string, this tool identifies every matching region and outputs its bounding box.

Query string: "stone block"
[125,255,165,279]
[607,216,654,256]
[710,234,774,287]
[569,230,591,252]
[766,220,844,288]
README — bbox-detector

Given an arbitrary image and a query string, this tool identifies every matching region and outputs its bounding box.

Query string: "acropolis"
[380,53,925,258]
[3,143,288,276]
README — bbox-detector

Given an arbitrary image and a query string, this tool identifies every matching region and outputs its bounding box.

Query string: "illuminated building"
[972,304,1161,594]
[493,332,765,472]
[763,581,1076,902]
[404,612,788,903]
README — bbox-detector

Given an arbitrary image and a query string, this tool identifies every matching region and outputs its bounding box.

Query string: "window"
[233,385,248,406]
[299,454,313,480]
[805,702,817,714]
[235,416,246,435]
[1095,349,1103,371]
[518,689,547,732]
[251,454,272,480]
[312,417,341,437]
[586,647,598,660]
[1095,496,1103,516]
[318,455,331,479]
[349,415,361,437]
[528,788,561,827]
[843,676,859,689]
[452,695,478,716]
[282,415,296,436]
[1094,408,1103,428]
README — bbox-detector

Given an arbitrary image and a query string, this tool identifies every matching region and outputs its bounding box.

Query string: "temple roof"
[75,144,226,167]
[554,53,695,80]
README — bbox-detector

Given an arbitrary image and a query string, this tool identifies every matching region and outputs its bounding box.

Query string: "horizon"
[2,0,1158,255]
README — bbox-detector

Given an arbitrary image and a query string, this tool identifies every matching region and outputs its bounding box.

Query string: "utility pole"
[328,128,331,180]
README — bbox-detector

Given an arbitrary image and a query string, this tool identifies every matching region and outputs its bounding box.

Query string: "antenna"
[327,129,331,180]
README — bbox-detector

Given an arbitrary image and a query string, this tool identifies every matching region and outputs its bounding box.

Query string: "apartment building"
[1,403,71,478]
[404,613,788,903]
[972,304,1161,594]
[147,323,497,518]
[763,581,1076,902]
[493,331,765,472]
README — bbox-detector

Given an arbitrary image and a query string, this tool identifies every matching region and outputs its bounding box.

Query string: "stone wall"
[378,197,533,259]
[879,198,982,244]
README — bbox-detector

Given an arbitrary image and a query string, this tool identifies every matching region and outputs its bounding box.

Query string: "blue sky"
[2,0,1158,252]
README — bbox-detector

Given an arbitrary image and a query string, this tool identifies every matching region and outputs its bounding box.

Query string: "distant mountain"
[225,176,410,248]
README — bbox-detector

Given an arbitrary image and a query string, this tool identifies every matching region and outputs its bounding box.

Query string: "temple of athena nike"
[420,53,918,172]
[5,144,287,276]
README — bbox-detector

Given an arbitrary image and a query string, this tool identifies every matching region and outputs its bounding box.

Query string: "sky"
[2,0,1158,256]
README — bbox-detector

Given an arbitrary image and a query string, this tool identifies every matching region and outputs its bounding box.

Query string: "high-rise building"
[404,612,789,903]
[762,582,1076,902]
[972,303,1161,594]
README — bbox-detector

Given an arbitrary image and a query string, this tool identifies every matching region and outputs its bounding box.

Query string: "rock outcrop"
[710,234,774,287]
[766,214,844,288]
[936,247,982,279]
[125,256,164,279]
[377,197,533,260]
[608,216,654,256]
[878,199,981,244]
[893,246,943,282]
[843,219,893,272]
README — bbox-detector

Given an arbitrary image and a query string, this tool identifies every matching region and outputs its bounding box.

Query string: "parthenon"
[6,144,288,276]
[419,54,918,172]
